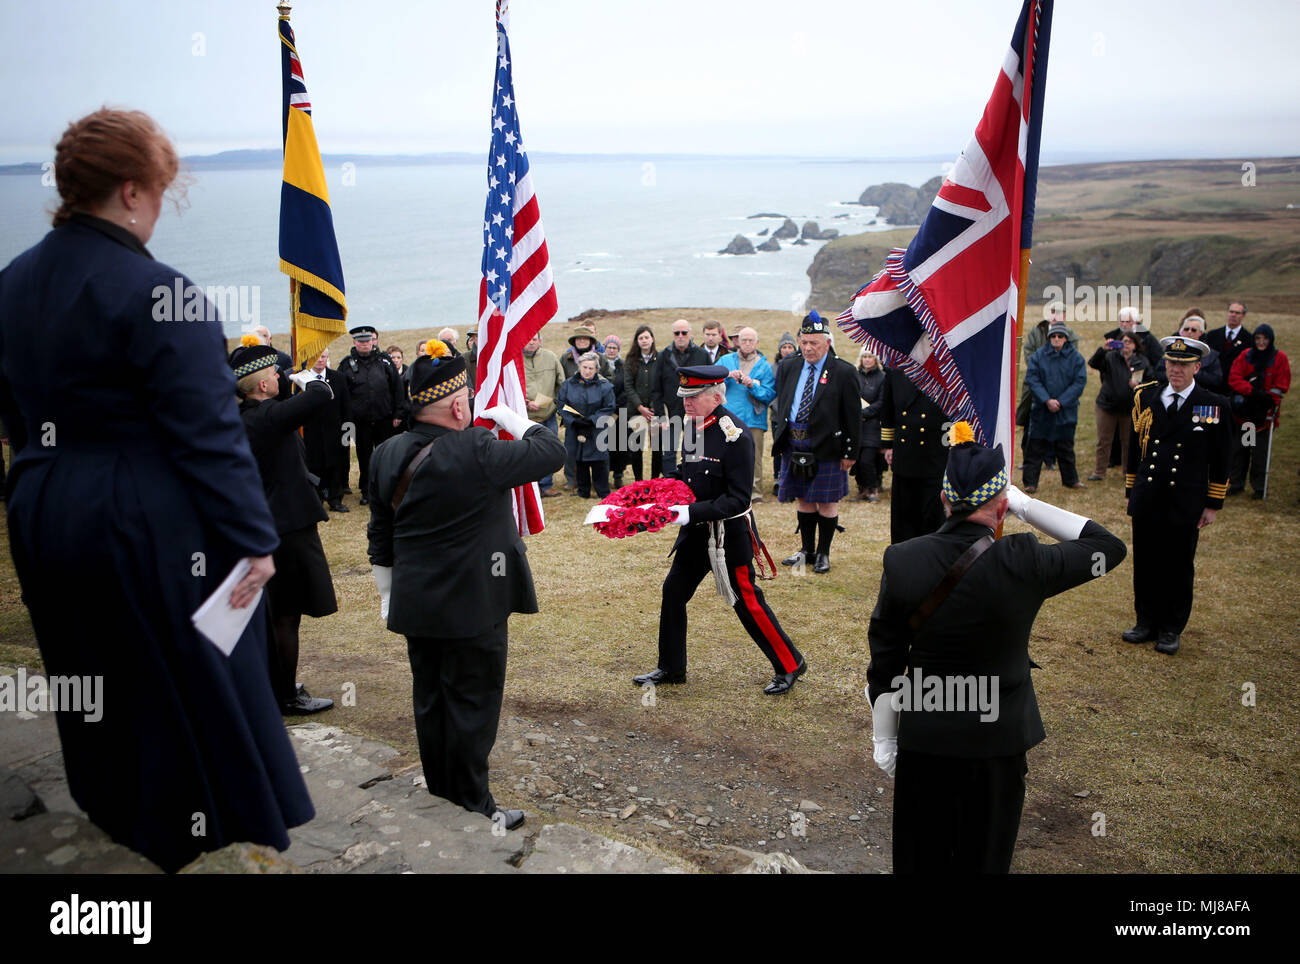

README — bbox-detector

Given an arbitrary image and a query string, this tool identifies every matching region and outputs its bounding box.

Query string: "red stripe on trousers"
[734,565,797,672]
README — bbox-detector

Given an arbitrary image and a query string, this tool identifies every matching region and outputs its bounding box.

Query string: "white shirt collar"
[1161,382,1195,405]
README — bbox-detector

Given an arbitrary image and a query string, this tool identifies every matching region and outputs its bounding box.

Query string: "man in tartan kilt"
[771,312,862,574]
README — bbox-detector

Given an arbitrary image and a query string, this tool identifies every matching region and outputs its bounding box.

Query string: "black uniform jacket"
[301,366,352,473]
[877,368,949,478]
[670,406,753,552]
[239,381,332,534]
[344,348,408,423]
[366,421,565,639]
[868,517,1127,758]
[1126,383,1231,527]
[771,352,861,461]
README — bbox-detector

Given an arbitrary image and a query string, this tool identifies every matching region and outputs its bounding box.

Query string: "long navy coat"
[0,215,314,871]
[557,373,615,462]
[1025,342,1087,442]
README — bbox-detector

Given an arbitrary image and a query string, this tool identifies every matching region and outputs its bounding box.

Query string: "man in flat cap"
[1124,336,1231,655]
[344,324,408,506]
[867,423,1125,872]
[366,342,564,830]
[633,365,807,695]
[771,311,860,573]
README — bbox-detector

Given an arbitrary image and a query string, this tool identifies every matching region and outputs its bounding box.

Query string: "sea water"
[0,155,940,337]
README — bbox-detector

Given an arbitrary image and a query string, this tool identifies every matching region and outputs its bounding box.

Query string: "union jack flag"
[474,0,557,536]
[837,0,1053,460]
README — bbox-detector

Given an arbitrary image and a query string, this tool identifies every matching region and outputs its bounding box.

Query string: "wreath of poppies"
[593,478,696,539]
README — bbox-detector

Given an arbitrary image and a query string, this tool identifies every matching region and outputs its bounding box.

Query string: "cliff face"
[809,230,1300,317]
[858,176,944,226]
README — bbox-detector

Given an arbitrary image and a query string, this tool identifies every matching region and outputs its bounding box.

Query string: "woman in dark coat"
[0,109,313,872]
[557,352,616,498]
[623,325,660,479]
[602,335,632,488]
[854,348,888,501]
[232,339,338,715]
[1087,332,1148,481]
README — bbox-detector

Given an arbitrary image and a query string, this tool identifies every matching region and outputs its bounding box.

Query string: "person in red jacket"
[1227,323,1290,498]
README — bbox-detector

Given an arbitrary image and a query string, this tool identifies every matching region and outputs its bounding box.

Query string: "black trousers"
[892,749,1028,873]
[1229,427,1272,492]
[1132,514,1200,635]
[889,473,944,544]
[1022,435,1079,487]
[657,523,802,677]
[355,418,396,499]
[406,622,508,817]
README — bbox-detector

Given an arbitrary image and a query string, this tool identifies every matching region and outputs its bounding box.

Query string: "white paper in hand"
[192,558,262,656]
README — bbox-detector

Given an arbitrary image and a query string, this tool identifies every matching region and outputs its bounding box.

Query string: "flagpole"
[277,0,295,371]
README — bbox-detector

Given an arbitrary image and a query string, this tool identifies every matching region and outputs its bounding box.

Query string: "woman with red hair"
[0,109,313,871]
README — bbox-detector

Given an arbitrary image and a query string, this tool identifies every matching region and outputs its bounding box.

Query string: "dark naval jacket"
[877,368,949,478]
[238,380,332,534]
[366,421,565,639]
[670,405,754,551]
[345,347,408,424]
[868,517,1126,758]
[1126,383,1231,527]
[771,351,861,461]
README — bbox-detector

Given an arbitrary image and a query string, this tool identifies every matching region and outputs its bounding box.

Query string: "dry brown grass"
[3,299,1298,873]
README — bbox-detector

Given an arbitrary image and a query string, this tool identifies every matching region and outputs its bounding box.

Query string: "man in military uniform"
[1124,336,1231,655]
[878,367,949,543]
[868,424,1126,872]
[367,343,564,829]
[633,366,807,695]
[771,312,860,573]
[344,324,408,505]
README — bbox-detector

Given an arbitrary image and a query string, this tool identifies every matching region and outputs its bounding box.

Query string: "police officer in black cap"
[770,311,861,573]
[633,365,807,695]
[868,422,1125,872]
[1124,335,1230,655]
[230,337,338,715]
[343,324,408,505]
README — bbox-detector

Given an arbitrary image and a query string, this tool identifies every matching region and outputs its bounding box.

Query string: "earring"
[129,218,137,225]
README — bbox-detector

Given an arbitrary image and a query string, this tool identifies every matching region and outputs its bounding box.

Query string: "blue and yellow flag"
[278,13,346,370]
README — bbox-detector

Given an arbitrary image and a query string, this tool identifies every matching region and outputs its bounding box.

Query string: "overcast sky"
[1,0,1297,164]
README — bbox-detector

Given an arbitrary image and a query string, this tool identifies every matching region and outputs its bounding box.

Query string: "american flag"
[837,0,1053,461]
[474,0,557,536]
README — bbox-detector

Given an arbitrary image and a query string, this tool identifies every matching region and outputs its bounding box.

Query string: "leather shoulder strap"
[908,534,994,633]
[390,438,438,511]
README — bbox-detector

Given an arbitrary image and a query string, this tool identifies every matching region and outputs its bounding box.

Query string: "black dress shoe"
[492,808,526,831]
[1154,632,1181,655]
[281,692,334,715]
[764,660,807,695]
[813,553,830,574]
[1122,624,1155,644]
[632,668,685,686]
[359,495,370,506]
[781,551,808,567]
[329,502,350,513]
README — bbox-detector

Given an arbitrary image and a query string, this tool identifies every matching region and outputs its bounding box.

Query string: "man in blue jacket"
[718,326,776,502]
[1022,322,1088,492]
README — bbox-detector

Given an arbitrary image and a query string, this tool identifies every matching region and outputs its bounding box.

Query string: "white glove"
[867,687,900,779]
[481,404,534,439]
[1004,483,1088,541]
[372,565,392,621]
[670,505,690,525]
[288,369,314,391]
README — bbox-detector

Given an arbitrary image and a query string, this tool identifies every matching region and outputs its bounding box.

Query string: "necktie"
[1168,395,1179,413]
[797,364,817,422]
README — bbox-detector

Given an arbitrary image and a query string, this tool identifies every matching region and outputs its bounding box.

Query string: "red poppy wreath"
[589,478,695,539]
